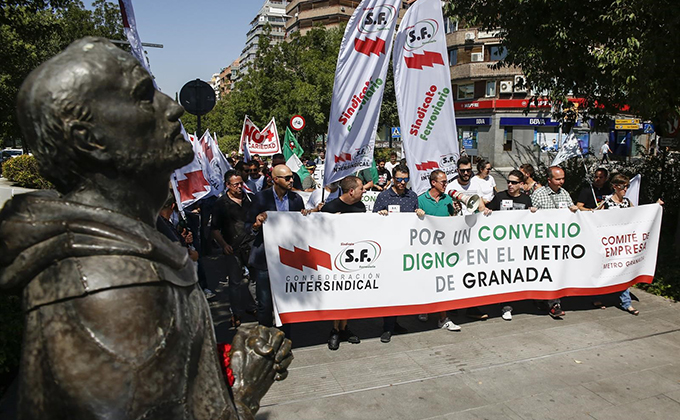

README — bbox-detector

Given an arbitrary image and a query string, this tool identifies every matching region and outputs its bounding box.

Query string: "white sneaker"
[438,317,461,331]
[502,310,512,321]
[418,314,428,322]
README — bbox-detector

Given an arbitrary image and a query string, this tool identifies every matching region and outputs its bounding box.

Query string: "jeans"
[225,255,255,317]
[619,288,632,309]
[251,267,273,327]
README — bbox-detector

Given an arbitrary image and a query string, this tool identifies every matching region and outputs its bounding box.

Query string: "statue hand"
[230,325,293,416]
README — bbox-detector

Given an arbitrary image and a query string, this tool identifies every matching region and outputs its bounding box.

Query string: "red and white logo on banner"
[239,116,281,156]
[324,0,402,187]
[393,0,459,194]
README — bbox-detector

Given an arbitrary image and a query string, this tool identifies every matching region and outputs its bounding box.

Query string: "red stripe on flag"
[118,0,130,28]
[278,276,654,324]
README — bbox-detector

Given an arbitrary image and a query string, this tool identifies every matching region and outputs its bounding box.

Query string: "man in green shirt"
[416,170,461,332]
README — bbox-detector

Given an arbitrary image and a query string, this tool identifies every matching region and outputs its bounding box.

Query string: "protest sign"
[239,116,281,156]
[263,205,662,325]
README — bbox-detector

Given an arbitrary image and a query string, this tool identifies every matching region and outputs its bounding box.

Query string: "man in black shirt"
[576,167,612,210]
[320,175,366,349]
[211,170,256,327]
[487,170,536,212]
[486,169,536,321]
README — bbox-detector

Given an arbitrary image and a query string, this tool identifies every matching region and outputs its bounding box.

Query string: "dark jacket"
[247,187,304,269]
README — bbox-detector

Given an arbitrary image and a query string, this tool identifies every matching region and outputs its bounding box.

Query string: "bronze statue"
[0,37,292,420]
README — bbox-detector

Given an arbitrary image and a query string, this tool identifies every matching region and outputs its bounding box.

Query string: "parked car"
[1,148,24,176]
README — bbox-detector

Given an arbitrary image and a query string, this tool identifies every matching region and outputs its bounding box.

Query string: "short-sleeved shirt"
[356,168,375,185]
[476,175,496,202]
[601,196,631,209]
[376,169,392,188]
[577,185,613,209]
[444,177,484,215]
[531,186,574,209]
[418,191,456,216]
[488,190,533,211]
[372,187,419,213]
[211,193,254,247]
[320,198,366,213]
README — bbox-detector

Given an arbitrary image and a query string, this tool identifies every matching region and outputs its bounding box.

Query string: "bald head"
[272,164,292,178]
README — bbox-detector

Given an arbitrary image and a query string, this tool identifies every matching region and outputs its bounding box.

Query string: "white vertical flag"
[551,132,582,166]
[324,0,402,186]
[625,174,641,206]
[393,0,459,195]
[171,129,212,211]
[118,0,152,77]
[197,130,232,197]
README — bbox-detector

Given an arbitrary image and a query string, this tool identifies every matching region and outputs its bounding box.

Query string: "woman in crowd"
[596,173,663,315]
[476,159,497,203]
[520,163,541,195]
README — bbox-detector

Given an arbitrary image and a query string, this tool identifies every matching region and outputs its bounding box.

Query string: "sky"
[130,0,264,97]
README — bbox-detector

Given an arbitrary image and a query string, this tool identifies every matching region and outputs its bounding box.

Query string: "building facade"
[285,0,359,36]
[240,0,290,72]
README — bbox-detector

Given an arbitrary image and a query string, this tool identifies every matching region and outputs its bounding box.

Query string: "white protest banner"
[118,0,151,76]
[197,130,232,197]
[171,131,212,210]
[239,116,282,156]
[263,205,662,325]
[324,0,402,186]
[393,0,459,194]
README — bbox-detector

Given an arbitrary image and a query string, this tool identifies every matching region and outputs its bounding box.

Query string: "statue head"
[17,37,193,194]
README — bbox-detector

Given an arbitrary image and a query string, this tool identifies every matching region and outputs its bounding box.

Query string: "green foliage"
[1,0,125,147]
[445,0,680,122]
[2,154,54,189]
[194,23,397,153]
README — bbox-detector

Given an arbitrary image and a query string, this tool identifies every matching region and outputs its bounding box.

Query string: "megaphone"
[448,190,480,212]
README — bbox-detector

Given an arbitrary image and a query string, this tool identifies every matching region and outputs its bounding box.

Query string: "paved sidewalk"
[242,290,680,420]
[0,177,34,208]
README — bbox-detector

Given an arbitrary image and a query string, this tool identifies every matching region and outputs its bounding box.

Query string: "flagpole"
[578,143,598,207]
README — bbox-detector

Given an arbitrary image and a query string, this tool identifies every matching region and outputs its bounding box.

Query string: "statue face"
[88,59,193,175]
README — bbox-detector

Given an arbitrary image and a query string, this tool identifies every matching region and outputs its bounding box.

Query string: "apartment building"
[240,0,290,72]
[285,0,359,36]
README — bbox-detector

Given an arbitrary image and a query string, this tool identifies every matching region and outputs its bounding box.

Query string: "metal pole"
[197,115,201,141]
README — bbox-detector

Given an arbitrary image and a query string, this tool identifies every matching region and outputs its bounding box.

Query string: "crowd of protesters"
[157,149,661,351]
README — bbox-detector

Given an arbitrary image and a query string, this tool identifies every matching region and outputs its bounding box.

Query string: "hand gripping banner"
[393,0,460,194]
[263,205,662,325]
[324,0,402,186]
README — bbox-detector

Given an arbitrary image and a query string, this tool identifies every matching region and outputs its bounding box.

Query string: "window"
[504,128,513,151]
[485,81,496,97]
[457,83,474,100]
[489,45,508,61]
[448,48,457,66]
[444,18,458,34]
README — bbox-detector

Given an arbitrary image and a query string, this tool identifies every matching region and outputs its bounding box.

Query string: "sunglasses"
[395,177,410,183]
[507,180,521,185]
[248,168,260,173]
[615,184,630,189]
[435,179,448,185]
[230,182,244,186]
[276,175,294,181]
[459,168,472,173]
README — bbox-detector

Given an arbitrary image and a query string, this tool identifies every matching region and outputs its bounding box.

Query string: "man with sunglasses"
[245,160,265,193]
[373,164,425,342]
[485,170,536,321]
[576,167,612,211]
[415,169,463,332]
[247,164,309,332]
[444,156,487,216]
[444,156,489,320]
[212,170,257,328]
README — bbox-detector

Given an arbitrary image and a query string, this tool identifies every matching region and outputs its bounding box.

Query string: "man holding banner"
[531,166,578,318]
[321,176,366,350]
[248,164,309,332]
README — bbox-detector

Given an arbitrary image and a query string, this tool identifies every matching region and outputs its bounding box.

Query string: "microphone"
[448,189,480,212]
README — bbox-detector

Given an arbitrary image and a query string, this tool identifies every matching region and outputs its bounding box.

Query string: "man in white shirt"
[384,151,399,176]
[444,156,486,216]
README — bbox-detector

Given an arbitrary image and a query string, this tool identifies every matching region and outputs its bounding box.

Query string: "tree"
[187,23,399,154]
[0,0,124,148]
[445,0,680,125]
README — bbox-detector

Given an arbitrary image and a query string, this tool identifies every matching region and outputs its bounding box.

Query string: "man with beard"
[1,37,291,420]
[248,164,310,332]
[373,164,425,342]
[444,157,489,320]
[576,167,612,211]
[212,170,257,328]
